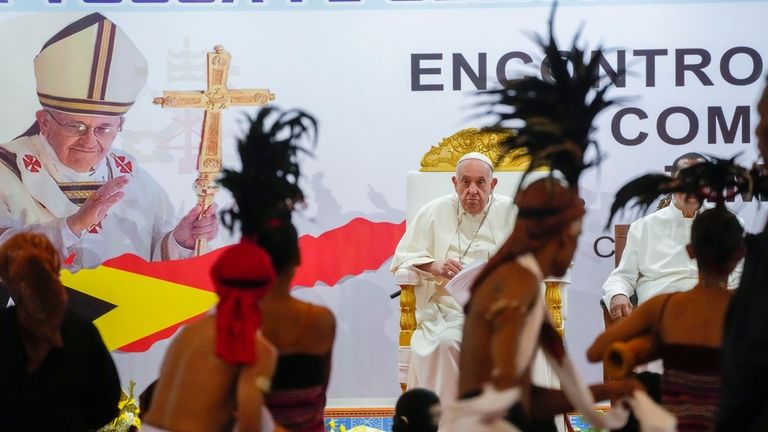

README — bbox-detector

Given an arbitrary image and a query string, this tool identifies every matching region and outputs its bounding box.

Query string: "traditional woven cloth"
[660,345,722,432]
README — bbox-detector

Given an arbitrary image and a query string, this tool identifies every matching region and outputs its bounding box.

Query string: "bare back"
[261,298,335,356]
[458,257,542,400]
[658,288,732,348]
[589,287,733,362]
[144,315,277,432]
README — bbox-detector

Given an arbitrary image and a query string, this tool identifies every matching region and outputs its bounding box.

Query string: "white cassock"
[602,203,743,307]
[391,193,516,403]
[0,134,192,272]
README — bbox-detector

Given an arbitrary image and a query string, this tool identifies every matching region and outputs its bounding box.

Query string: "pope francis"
[391,152,517,404]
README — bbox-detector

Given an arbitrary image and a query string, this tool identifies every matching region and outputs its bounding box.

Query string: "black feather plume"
[219,106,317,236]
[746,163,768,202]
[481,4,616,187]
[606,155,753,228]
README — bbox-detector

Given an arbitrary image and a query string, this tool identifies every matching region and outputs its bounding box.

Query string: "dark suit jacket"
[0,281,9,307]
[717,227,768,432]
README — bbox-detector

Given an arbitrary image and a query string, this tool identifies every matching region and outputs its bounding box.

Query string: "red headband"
[211,238,275,364]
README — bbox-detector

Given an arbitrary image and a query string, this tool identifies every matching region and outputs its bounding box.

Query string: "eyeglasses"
[45,110,123,139]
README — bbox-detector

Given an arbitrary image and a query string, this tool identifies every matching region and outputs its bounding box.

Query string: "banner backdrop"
[1,1,766,405]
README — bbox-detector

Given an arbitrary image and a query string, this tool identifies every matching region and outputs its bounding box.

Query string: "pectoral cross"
[154,45,275,256]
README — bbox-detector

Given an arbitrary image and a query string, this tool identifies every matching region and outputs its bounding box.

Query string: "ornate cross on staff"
[154,45,275,256]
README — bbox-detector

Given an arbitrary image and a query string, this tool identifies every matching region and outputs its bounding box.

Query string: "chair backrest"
[614,224,631,267]
[405,128,529,223]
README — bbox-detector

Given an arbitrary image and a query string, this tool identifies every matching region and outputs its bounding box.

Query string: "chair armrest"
[395,268,420,346]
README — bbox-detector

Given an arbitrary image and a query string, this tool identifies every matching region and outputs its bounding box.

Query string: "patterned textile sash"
[266,385,326,432]
[56,181,104,206]
[0,146,21,180]
[56,162,112,206]
[0,143,113,206]
[662,368,722,432]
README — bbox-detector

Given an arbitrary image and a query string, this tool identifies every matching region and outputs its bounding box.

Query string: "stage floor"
[321,408,601,432]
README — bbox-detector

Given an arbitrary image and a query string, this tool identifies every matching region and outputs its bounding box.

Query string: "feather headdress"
[219,106,317,236]
[481,5,617,187]
[605,155,757,228]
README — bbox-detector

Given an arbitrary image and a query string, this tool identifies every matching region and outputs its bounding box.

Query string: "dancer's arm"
[234,335,277,432]
[488,268,540,390]
[528,381,638,420]
[587,295,666,362]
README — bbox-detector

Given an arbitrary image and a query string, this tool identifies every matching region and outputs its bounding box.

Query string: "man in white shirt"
[603,152,743,320]
[391,152,516,403]
[0,13,218,275]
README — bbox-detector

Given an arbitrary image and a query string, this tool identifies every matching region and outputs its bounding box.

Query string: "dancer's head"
[219,106,316,276]
[473,178,584,293]
[392,388,441,432]
[511,178,585,277]
[0,233,67,371]
[213,106,317,364]
[687,207,744,277]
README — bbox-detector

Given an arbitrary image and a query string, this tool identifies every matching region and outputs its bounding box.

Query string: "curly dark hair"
[392,388,440,432]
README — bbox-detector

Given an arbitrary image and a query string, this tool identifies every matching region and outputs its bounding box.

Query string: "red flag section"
[293,218,406,287]
[100,218,405,352]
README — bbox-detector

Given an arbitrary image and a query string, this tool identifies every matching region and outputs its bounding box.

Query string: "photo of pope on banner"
[0,13,218,273]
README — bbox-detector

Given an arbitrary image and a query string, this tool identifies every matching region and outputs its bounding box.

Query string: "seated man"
[391,152,516,402]
[602,152,743,321]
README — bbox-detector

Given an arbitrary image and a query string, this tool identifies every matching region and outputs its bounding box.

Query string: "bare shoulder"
[312,304,335,325]
[183,315,215,334]
[166,315,213,352]
[309,303,336,340]
[632,293,670,318]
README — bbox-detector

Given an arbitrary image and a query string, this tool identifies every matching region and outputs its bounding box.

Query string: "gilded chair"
[395,128,570,392]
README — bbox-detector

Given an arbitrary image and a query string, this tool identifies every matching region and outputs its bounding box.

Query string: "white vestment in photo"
[0,134,192,272]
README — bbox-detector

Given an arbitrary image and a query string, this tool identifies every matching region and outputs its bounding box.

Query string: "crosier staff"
[154,45,275,255]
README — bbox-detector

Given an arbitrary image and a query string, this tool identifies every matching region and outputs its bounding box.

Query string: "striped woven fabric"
[266,385,326,432]
[56,182,104,206]
[661,345,722,432]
